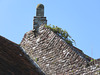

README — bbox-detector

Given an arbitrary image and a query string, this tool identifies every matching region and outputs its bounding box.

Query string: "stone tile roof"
[20,25,100,75]
[0,35,45,75]
[72,46,93,61]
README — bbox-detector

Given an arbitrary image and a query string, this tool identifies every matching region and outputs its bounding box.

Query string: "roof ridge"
[0,35,18,46]
[39,25,91,62]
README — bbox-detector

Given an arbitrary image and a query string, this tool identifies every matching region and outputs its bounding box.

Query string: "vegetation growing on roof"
[90,59,95,62]
[44,24,76,45]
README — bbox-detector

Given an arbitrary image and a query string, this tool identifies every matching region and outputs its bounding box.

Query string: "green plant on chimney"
[44,24,76,45]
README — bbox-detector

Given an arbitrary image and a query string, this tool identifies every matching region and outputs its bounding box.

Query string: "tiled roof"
[72,46,93,61]
[0,35,45,75]
[20,25,100,74]
[20,25,91,74]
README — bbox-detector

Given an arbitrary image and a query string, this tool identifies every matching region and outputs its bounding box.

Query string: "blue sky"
[0,0,100,59]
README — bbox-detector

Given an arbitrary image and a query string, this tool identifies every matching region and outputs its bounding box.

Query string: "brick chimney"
[33,4,47,32]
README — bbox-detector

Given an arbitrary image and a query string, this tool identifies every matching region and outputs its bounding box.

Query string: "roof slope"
[20,25,99,75]
[0,35,45,75]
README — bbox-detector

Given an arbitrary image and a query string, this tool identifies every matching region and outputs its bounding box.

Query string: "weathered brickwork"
[33,17,47,32]
[20,25,100,75]
[33,4,47,32]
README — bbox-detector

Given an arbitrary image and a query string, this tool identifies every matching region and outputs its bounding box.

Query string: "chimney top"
[36,4,44,9]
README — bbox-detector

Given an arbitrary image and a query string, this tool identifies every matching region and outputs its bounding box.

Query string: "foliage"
[85,55,89,58]
[35,58,39,62]
[44,24,76,45]
[90,59,95,62]
[72,70,73,72]
[90,59,93,62]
